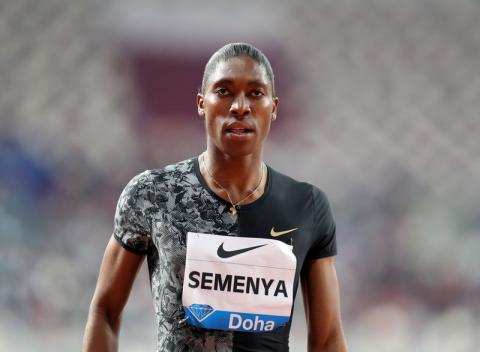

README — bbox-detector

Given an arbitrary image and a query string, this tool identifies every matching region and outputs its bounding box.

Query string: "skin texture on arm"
[82,235,145,352]
[301,256,348,352]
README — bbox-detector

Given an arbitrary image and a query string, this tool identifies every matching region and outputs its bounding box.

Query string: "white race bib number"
[182,232,296,333]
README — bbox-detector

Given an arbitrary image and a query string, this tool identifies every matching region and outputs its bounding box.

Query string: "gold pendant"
[230,206,237,216]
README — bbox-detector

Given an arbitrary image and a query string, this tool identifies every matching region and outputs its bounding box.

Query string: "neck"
[200,149,266,205]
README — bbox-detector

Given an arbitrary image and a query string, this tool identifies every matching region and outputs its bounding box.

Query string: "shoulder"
[268,166,330,205]
[120,169,154,199]
[124,158,196,189]
[148,157,196,184]
[120,158,195,197]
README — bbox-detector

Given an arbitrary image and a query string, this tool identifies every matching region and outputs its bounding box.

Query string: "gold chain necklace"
[201,153,265,216]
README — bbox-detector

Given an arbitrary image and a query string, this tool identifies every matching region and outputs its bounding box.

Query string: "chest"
[149,192,315,276]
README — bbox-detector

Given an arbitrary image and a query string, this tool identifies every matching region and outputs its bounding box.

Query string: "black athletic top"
[114,156,337,351]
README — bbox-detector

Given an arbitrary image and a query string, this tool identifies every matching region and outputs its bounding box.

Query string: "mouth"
[225,128,254,135]
[223,125,255,141]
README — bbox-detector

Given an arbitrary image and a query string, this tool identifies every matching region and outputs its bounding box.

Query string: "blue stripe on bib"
[184,305,289,332]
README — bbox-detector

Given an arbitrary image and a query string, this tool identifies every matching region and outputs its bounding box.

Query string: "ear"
[271,97,279,121]
[197,93,205,117]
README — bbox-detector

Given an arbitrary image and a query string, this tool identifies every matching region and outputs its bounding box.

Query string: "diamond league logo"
[188,304,216,322]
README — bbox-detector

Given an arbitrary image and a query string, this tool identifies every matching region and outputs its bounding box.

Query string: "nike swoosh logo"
[270,227,298,237]
[217,242,267,258]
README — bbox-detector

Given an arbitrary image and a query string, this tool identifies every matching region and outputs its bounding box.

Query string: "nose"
[229,92,251,117]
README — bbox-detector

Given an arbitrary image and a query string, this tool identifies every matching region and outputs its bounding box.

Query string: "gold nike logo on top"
[270,227,298,237]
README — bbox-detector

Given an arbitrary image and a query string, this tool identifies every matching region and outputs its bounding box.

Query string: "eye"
[250,89,265,97]
[215,87,230,96]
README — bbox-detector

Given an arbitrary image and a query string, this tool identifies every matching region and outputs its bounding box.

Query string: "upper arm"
[89,235,145,327]
[94,170,154,317]
[113,171,155,255]
[301,256,346,351]
[306,188,337,260]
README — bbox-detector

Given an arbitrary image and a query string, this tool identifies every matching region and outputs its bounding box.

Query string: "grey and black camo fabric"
[114,158,237,352]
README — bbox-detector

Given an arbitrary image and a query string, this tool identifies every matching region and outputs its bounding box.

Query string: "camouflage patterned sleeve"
[113,170,155,255]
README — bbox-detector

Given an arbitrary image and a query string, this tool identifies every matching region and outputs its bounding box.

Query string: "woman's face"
[197,56,279,158]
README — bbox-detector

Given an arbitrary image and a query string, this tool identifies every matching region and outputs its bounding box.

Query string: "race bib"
[182,232,297,333]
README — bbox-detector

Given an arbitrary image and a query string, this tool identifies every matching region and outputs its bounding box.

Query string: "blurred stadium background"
[1,0,479,350]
